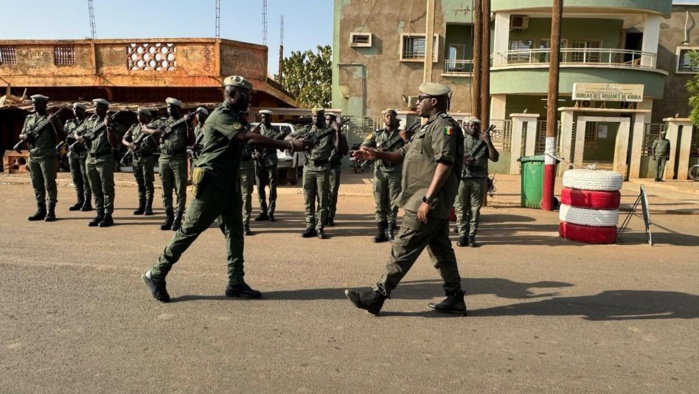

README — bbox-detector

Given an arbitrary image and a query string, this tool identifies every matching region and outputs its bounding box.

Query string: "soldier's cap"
[223,75,253,91]
[418,82,451,97]
[325,112,337,119]
[259,109,273,115]
[382,108,397,115]
[30,94,49,102]
[660,131,667,134]
[165,97,183,107]
[72,102,87,110]
[137,107,152,116]
[196,107,209,115]
[92,98,109,106]
[465,116,481,124]
[311,107,325,115]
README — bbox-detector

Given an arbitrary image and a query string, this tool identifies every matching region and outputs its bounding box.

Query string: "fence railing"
[493,48,657,69]
[443,59,474,74]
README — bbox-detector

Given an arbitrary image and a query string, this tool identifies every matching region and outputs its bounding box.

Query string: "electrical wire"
[359,0,379,33]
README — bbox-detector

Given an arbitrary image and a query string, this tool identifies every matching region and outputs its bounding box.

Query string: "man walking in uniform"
[122,107,157,216]
[141,75,312,303]
[361,108,407,242]
[324,112,349,226]
[239,113,256,236]
[454,116,499,247]
[64,102,92,212]
[254,109,284,222]
[288,107,339,239]
[19,94,65,222]
[345,82,467,316]
[652,131,671,181]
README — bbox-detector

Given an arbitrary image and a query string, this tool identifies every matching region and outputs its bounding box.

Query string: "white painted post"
[574,117,588,169]
[509,113,540,174]
[663,117,694,180]
[493,13,510,67]
[559,109,574,176]
[613,118,631,178]
[629,115,646,180]
[641,15,661,68]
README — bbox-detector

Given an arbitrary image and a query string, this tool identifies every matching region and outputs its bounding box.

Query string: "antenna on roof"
[215,0,221,39]
[87,0,96,40]
[262,0,268,45]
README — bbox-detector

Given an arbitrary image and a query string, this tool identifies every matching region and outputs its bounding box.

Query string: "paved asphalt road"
[1,181,697,393]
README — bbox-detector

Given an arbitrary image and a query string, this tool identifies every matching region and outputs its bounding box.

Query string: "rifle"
[187,131,206,160]
[464,124,496,171]
[13,108,66,153]
[120,128,154,166]
[68,110,124,151]
[57,118,90,153]
[159,108,203,140]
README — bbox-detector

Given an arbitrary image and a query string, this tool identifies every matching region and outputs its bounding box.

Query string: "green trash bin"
[520,155,545,208]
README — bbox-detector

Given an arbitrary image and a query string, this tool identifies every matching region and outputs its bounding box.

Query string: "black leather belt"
[312,159,329,166]
[88,150,111,158]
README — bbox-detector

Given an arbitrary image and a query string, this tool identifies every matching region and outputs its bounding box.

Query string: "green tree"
[277,45,332,108]
[685,50,699,125]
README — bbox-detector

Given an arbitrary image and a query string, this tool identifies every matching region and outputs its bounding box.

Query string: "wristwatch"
[422,195,433,204]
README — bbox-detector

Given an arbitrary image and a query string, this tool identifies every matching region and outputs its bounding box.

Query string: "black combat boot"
[373,221,388,243]
[141,270,170,303]
[428,290,468,316]
[88,210,104,227]
[244,225,253,236]
[345,289,387,315]
[254,211,269,221]
[326,216,335,226]
[268,201,276,222]
[468,235,478,248]
[133,199,146,215]
[160,208,174,230]
[27,203,47,221]
[386,222,396,242]
[317,228,326,239]
[225,282,262,299]
[144,198,154,215]
[69,193,83,211]
[80,198,93,212]
[98,213,114,227]
[171,210,184,231]
[45,202,57,222]
[456,235,468,247]
[301,228,318,238]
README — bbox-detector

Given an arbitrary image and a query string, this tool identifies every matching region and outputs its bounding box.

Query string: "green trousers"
[133,156,155,202]
[86,156,115,214]
[303,166,330,230]
[239,166,255,226]
[151,171,245,286]
[655,157,668,180]
[372,168,402,225]
[327,166,341,221]
[68,152,91,202]
[255,163,278,214]
[454,177,485,237]
[374,210,462,297]
[159,156,188,212]
[28,156,58,205]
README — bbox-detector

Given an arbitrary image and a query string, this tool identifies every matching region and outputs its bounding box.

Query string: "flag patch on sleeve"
[443,126,453,136]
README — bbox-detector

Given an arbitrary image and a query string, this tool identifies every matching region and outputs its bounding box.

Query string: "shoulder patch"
[232,122,242,130]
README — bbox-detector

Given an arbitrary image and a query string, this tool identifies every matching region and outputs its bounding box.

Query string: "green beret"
[30,94,49,102]
[137,107,152,116]
[465,116,481,124]
[72,102,87,110]
[382,108,397,115]
[165,97,182,107]
[326,112,337,119]
[93,98,109,106]
[259,109,273,115]
[419,82,450,97]
[311,107,325,115]
[223,75,253,91]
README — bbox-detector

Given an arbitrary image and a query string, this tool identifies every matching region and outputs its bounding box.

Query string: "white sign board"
[572,83,644,102]
[597,124,608,138]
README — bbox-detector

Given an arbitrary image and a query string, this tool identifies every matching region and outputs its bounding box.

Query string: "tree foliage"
[277,45,332,108]
[685,50,699,125]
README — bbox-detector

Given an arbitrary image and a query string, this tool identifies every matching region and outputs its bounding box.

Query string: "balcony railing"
[492,48,657,69]
[443,59,474,74]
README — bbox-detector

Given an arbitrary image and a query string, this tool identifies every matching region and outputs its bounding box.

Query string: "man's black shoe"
[317,229,327,239]
[468,236,478,247]
[301,228,317,238]
[345,289,386,315]
[327,217,335,226]
[244,225,253,236]
[225,282,262,299]
[98,213,114,228]
[456,235,468,247]
[88,211,104,227]
[141,270,171,303]
[268,213,276,222]
[254,212,269,222]
[428,290,467,316]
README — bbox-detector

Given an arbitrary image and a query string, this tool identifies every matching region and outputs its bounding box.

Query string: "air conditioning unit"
[510,15,529,31]
[407,96,418,109]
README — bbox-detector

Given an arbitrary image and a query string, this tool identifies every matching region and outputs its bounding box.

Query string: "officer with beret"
[454,116,499,247]
[361,108,408,242]
[324,112,349,226]
[122,107,157,215]
[64,102,92,212]
[77,98,120,227]
[652,131,671,181]
[287,107,340,239]
[345,82,467,316]
[20,94,65,221]
[143,97,193,231]
[141,75,313,303]
[252,109,284,222]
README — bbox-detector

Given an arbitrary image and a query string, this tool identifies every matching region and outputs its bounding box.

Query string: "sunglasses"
[417,94,436,102]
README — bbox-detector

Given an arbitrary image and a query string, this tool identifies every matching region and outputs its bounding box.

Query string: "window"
[585,122,597,142]
[508,40,533,62]
[350,33,372,48]
[400,34,438,62]
[127,42,177,71]
[677,47,699,73]
[445,44,470,72]
[54,46,75,66]
[538,38,567,63]
[571,40,601,63]
[0,47,17,65]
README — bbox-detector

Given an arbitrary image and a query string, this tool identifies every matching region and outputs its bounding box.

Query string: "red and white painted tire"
[562,169,623,191]
[559,204,619,227]
[559,222,617,244]
[560,187,621,210]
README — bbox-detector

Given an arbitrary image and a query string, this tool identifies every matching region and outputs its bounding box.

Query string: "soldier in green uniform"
[240,112,256,236]
[454,116,499,248]
[253,109,284,222]
[288,107,340,239]
[361,108,408,242]
[77,98,120,228]
[324,112,349,226]
[652,131,671,181]
[122,107,157,216]
[345,82,467,316]
[19,94,65,222]
[141,75,312,303]
[144,97,193,231]
[64,102,92,212]
[188,107,209,171]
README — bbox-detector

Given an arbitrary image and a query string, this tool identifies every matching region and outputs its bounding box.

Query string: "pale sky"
[0,0,333,76]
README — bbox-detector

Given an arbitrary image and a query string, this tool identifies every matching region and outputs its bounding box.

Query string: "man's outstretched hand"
[289,137,315,152]
[351,146,378,161]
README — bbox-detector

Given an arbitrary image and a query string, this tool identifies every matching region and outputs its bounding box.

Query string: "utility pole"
[215,0,221,39]
[542,0,563,211]
[480,0,490,126]
[278,15,284,85]
[471,0,482,118]
[423,0,435,83]
[262,0,268,46]
[87,0,96,40]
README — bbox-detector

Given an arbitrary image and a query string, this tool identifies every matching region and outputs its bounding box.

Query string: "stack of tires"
[559,169,623,244]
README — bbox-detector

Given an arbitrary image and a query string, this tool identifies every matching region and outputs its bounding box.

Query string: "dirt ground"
[1,180,697,393]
